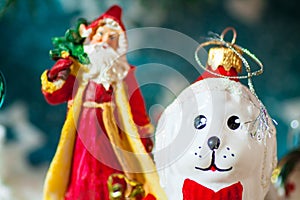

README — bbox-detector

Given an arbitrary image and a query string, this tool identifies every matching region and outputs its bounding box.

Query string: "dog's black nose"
[207,136,220,150]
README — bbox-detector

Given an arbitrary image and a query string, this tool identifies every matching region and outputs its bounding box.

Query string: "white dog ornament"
[154,78,277,200]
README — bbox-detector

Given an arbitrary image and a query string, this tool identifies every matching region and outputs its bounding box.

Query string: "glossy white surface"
[154,78,277,199]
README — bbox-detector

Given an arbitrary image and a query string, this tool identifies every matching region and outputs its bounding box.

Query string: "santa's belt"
[82,101,114,109]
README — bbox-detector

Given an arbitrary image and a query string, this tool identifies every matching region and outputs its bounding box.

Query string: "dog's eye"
[227,115,241,130]
[194,115,207,129]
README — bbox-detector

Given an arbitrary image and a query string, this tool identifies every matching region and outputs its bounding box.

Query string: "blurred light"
[290,119,299,129]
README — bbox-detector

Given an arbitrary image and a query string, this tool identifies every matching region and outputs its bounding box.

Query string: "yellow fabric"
[43,59,88,200]
[43,81,86,200]
[69,57,87,77]
[113,82,167,200]
[82,101,113,109]
[102,101,146,184]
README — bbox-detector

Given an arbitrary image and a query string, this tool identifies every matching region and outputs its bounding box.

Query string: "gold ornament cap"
[207,27,243,73]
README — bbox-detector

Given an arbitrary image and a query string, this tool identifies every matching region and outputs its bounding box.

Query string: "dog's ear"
[260,118,277,196]
[154,100,180,186]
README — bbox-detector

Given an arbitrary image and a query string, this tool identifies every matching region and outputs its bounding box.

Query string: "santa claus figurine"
[154,28,277,200]
[41,5,158,200]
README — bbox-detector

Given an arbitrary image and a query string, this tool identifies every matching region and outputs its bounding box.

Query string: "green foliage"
[50,18,90,64]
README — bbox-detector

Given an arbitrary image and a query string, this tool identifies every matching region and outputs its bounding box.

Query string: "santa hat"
[195,45,242,82]
[80,5,125,38]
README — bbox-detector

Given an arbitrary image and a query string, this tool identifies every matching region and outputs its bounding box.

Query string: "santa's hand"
[48,58,73,81]
[57,68,71,80]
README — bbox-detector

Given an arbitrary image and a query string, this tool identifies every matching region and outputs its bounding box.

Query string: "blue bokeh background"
[1,0,300,168]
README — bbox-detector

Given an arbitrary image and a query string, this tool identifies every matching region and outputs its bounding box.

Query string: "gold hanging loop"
[194,27,263,80]
[220,27,237,44]
[194,27,264,97]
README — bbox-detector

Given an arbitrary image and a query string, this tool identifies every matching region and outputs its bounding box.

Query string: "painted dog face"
[154,78,277,199]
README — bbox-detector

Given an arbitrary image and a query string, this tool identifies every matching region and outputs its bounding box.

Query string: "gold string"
[194,27,264,97]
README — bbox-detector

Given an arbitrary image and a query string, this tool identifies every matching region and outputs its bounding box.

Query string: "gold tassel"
[107,173,145,200]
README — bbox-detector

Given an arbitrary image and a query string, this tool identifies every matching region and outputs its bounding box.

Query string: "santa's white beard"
[82,42,129,88]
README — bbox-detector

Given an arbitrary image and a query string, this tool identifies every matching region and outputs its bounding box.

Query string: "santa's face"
[154,78,277,199]
[82,30,129,85]
[91,25,120,50]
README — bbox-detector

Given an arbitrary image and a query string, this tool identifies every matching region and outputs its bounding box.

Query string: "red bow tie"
[182,179,243,200]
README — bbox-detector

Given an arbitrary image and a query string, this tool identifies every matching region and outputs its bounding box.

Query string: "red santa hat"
[88,5,125,31]
[80,5,125,38]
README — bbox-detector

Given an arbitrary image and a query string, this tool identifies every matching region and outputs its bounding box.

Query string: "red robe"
[42,60,152,200]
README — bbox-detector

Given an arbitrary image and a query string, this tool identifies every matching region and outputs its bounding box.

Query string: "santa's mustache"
[86,42,120,66]
[93,42,118,54]
[83,42,129,82]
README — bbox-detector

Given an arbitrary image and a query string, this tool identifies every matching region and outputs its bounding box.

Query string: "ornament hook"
[194,27,264,97]
[220,27,237,44]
